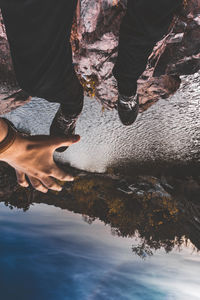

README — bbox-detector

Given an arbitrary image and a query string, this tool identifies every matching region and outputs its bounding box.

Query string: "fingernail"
[21,183,29,188]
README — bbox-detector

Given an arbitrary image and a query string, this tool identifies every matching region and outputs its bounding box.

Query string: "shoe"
[50,106,82,152]
[50,71,84,152]
[117,93,139,126]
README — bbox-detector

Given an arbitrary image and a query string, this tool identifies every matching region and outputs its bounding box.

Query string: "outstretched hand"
[0,132,80,193]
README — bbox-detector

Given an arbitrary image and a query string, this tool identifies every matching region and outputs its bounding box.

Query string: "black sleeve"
[113,0,183,96]
[0,0,24,9]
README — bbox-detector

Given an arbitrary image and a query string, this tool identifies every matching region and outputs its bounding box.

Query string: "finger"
[22,135,80,151]
[28,176,48,193]
[51,135,80,150]
[16,170,29,187]
[40,177,62,192]
[51,166,74,182]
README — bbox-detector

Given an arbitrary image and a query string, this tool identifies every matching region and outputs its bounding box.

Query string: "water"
[1,72,200,299]
[3,72,200,173]
[0,202,200,300]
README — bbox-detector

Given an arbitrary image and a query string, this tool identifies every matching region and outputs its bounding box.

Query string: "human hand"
[0,132,80,193]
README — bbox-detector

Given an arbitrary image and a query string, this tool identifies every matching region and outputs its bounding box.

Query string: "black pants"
[1,0,182,104]
[1,0,83,113]
[113,0,183,96]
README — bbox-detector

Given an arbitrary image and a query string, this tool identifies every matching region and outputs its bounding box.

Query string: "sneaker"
[50,71,84,152]
[117,93,139,126]
[50,106,82,152]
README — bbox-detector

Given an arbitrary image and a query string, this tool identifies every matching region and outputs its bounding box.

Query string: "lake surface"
[0,202,200,300]
[1,71,200,299]
[3,72,200,173]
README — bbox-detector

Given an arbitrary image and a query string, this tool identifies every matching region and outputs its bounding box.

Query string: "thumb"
[52,134,80,149]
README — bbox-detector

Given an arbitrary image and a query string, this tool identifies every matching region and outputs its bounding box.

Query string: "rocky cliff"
[0,0,199,114]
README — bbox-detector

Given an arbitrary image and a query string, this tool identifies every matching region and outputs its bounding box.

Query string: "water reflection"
[1,163,200,259]
[0,185,200,300]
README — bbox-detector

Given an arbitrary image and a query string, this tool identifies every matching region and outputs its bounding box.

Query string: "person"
[0,0,183,192]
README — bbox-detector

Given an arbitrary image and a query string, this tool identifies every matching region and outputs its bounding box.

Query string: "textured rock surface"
[0,0,199,114]
[153,0,200,77]
[72,0,200,110]
[0,15,30,113]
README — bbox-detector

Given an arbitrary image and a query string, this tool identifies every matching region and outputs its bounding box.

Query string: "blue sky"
[0,203,200,300]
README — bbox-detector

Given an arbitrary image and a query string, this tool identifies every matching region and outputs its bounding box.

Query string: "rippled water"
[3,72,200,173]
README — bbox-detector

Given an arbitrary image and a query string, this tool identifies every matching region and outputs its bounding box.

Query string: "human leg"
[113,0,182,125]
[2,0,84,149]
[113,0,183,96]
[1,0,83,112]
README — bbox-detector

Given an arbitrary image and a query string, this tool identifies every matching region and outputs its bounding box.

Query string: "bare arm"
[0,118,9,142]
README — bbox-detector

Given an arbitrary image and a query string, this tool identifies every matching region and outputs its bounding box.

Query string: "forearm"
[0,118,8,143]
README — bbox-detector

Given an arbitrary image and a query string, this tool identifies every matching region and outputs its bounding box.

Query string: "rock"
[0,0,199,113]
[152,0,200,77]
[72,0,200,110]
[0,15,18,88]
[0,15,30,114]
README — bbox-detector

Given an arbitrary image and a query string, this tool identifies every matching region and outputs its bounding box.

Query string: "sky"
[0,203,200,300]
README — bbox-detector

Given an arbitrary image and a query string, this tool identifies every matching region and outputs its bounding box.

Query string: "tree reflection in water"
[0,162,200,259]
